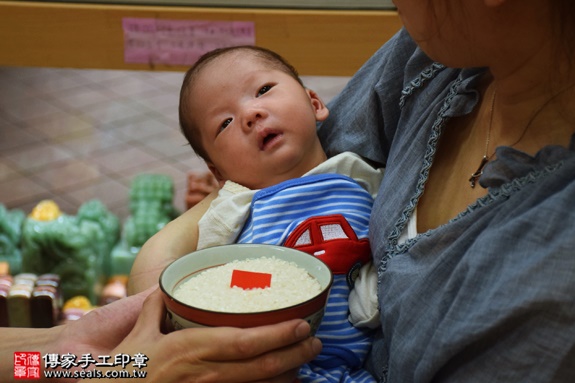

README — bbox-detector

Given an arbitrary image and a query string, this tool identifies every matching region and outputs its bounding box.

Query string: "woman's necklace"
[468,88,497,188]
[467,85,567,188]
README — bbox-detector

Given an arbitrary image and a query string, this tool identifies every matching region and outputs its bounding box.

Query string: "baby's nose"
[246,112,263,128]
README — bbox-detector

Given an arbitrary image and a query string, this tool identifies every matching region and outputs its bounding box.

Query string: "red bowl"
[159,244,333,333]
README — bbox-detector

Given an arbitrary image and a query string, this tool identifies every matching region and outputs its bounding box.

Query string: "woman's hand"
[53,287,156,359]
[86,289,322,383]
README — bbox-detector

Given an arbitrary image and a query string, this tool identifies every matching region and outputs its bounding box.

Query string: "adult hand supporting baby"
[85,289,322,383]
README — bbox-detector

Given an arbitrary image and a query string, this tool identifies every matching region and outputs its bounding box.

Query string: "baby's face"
[187,51,328,189]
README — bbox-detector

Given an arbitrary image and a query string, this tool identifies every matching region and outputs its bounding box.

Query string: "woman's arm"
[128,191,217,295]
[318,28,418,165]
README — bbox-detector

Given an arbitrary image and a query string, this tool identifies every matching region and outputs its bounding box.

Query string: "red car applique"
[284,214,371,279]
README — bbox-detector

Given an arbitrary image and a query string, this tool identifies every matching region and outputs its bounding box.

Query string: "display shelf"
[27,0,396,10]
[0,1,402,76]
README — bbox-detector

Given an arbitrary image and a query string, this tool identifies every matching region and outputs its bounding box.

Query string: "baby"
[146,45,383,382]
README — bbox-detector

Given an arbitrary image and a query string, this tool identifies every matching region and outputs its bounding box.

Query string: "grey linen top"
[318,28,575,383]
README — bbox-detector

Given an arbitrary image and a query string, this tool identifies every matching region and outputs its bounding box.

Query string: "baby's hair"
[179,45,303,161]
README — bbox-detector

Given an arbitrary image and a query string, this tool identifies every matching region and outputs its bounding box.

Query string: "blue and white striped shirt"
[238,173,377,383]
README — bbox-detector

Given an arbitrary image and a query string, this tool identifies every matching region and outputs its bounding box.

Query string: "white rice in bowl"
[173,256,322,313]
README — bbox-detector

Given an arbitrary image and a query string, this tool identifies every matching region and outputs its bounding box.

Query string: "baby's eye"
[219,118,232,132]
[257,85,272,97]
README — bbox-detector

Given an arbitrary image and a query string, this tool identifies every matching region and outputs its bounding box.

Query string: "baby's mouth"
[259,130,282,150]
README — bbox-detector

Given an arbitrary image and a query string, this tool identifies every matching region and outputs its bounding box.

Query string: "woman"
[318,0,575,381]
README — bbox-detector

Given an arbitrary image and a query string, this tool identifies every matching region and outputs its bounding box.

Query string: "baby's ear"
[307,89,330,122]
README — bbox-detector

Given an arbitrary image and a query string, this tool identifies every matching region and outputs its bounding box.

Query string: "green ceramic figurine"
[109,174,179,276]
[21,200,120,304]
[0,204,25,275]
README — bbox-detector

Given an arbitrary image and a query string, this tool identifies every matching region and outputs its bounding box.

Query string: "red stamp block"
[14,352,41,380]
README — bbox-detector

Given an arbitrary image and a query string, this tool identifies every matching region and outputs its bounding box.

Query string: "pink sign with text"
[123,18,255,66]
